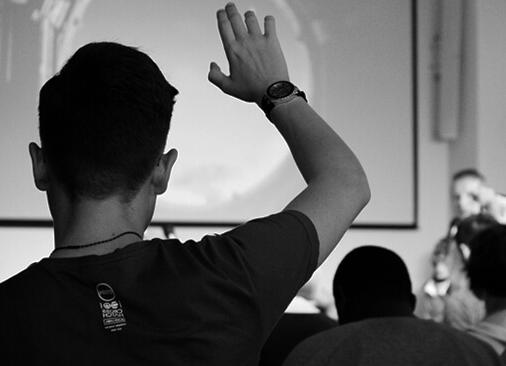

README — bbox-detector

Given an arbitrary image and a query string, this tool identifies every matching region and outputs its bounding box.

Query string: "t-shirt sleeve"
[196,210,319,340]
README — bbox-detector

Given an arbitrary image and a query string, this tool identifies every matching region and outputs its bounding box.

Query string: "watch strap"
[260,85,307,116]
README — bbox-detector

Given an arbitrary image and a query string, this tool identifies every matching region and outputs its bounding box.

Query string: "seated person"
[417,214,497,330]
[0,4,371,365]
[416,237,465,324]
[260,280,337,366]
[283,246,502,365]
[467,224,506,360]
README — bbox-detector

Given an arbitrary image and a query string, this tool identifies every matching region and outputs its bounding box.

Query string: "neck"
[339,300,414,324]
[50,195,148,258]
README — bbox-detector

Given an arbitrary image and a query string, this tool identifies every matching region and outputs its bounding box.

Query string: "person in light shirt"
[451,169,506,225]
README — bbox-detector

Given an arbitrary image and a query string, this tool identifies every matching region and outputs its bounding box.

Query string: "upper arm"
[285,175,370,266]
[210,211,319,337]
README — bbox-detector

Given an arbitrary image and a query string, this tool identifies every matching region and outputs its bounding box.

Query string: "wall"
[450,0,506,191]
[449,0,478,170]
[475,0,506,189]
[310,0,506,299]
[313,0,450,297]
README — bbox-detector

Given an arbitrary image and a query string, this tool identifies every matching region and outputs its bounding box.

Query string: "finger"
[264,15,276,38]
[244,10,261,35]
[208,62,231,92]
[225,3,247,39]
[217,9,235,49]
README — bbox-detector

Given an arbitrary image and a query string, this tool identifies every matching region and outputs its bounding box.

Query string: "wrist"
[268,96,307,121]
[259,81,307,117]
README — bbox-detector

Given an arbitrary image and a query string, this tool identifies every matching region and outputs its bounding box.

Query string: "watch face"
[268,81,295,99]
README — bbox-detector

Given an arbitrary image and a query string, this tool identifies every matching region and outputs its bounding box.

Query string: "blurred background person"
[451,169,506,228]
[417,214,497,330]
[467,224,506,361]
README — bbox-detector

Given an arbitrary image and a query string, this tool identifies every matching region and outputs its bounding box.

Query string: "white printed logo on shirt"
[96,282,127,332]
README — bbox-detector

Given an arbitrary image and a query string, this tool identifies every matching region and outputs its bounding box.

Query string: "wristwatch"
[260,81,307,116]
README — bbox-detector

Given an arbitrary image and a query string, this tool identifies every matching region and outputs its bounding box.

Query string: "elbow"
[361,178,371,207]
[357,173,371,208]
[349,167,371,209]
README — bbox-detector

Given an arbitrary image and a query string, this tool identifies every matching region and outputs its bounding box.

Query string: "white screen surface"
[0,0,416,226]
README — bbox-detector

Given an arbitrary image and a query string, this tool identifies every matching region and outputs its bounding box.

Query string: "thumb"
[208,62,231,92]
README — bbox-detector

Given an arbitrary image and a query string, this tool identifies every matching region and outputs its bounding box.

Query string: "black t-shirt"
[0,211,318,366]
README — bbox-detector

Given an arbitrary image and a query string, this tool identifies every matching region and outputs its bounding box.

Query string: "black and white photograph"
[0,0,505,364]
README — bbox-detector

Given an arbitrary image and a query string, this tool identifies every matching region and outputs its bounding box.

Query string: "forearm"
[269,97,369,198]
[269,96,370,264]
[209,3,370,265]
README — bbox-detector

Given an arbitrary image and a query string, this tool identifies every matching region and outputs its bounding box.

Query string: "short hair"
[455,213,498,248]
[468,225,506,298]
[39,42,178,201]
[333,246,413,303]
[452,168,485,182]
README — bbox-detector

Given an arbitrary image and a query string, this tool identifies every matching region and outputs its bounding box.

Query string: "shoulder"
[283,327,340,365]
[467,317,506,354]
[224,210,318,242]
[0,262,43,297]
[197,210,319,269]
[285,318,502,366]
[0,263,47,325]
[222,210,319,258]
[284,322,373,366]
[411,318,502,362]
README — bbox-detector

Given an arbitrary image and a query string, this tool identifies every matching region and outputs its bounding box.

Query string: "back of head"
[333,246,414,324]
[456,213,498,252]
[39,42,178,201]
[468,225,506,301]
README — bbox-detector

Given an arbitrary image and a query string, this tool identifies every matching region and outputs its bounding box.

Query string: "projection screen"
[0,0,417,228]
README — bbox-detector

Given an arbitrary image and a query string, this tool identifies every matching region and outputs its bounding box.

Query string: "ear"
[152,148,178,195]
[408,293,417,312]
[29,142,49,191]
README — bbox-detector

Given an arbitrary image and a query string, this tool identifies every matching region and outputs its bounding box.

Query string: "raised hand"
[209,4,369,268]
[208,3,289,105]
